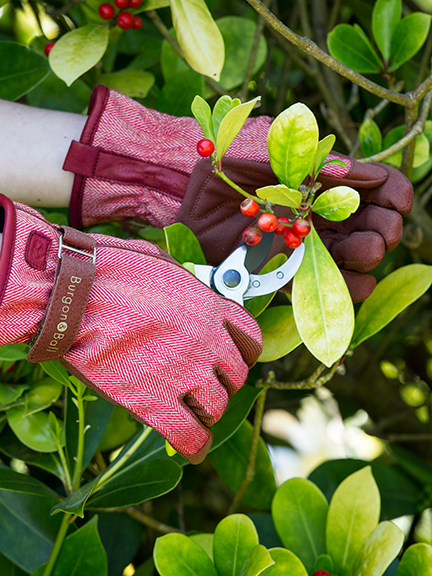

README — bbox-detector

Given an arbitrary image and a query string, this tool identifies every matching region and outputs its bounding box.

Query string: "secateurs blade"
[194,232,305,306]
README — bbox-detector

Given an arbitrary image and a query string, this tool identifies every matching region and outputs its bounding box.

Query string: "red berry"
[117,11,134,28]
[128,0,142,7]
[311,571,331,576]
[240,198,259,217]
[292,218,311,238]
[284,227,302,248]
[99,3,114,18]
[132,16,142,29]
[275,216,290,236]
[197,139,215,157]
[115,0,128,7]
[258,213,278,233]
[243,226,263,246]
[44,41,55,56]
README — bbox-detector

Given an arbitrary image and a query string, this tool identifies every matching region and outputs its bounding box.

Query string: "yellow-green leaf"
[313,134,336,177]
[258,306,302,362]
[396,543,432,576]
[312,186,360,221]
[99,70,155,98]
[246,254,288,318]
[351,521,404,576]
[216,96,260,161]
[50,24,109,86]
[262,548,308,576]
[171,0,225,80]
[256,185,302,208]
[268,103,318,189]
[240,545,274,576]
[292,227,354,367]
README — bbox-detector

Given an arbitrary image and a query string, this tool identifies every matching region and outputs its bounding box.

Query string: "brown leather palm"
[176,153,413,302]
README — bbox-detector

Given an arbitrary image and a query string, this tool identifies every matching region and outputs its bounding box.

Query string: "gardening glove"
[63,85,413,302]
[0,194,262,463]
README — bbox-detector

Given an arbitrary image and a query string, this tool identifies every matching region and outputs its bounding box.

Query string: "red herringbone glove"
[63,85,413,302]
[0,194,261,463]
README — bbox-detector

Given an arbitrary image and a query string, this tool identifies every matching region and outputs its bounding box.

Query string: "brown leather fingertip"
[183,432,214,465]
[223,319,262,367]
[213,363,237,397]
[341,270,377,303]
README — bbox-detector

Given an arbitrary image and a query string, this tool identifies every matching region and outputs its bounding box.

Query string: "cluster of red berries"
[99,0,143,29]
[240,198,310,249]
[312,571,331,576]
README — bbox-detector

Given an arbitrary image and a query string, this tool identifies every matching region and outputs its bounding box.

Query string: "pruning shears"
[194,232,305,306]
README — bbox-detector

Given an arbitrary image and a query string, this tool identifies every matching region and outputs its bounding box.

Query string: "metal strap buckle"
[58,234,97,264]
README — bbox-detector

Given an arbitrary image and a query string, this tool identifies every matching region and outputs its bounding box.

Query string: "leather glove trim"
[0,195,16,308]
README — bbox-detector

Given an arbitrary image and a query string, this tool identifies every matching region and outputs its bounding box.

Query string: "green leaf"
[164,223,206,265]
[40,361,71,387]
[389,13,432,72]
[272,478,327,569]
[351,264,432,347]
[372,0,401,61]
[313,134,336,177]
[240,545,274,576]
[0,42,50,101]
[292,227,354,367]
[326,467,380,576]
[215,16,267,91]
[49,24,110,86]
[159,69,205,117]
[310,555,334,575]
[22,378,63,417]
[210,419,276,510]
[99,69,155,98]
[0,551,27,576]
[212,95,240,138]
[262,548,308,576]
[0,344,28,362]
[257,306,302,362]
[139,0,170,9]
[312,186,360,221]
[396,543,432,576]
[256,185,302,208]
[359,119,382,157]
[350,521,404,576]
[390,444,432,486]
[217,97,261,161]
[267,103,318,190]
[0,468,62,573]
[35,516,107,576]
[214,514,259,576]
[170,0,225,81]
[192,95,215,142]
[7,407,58,453]
[246,254,289,318]
[190,533,214,560]
[154,533,218,576]
[98,405,142,452]
[327,24,383,73]
[382,126,430,169]
[26,72,92,113]
[0,383,29,406]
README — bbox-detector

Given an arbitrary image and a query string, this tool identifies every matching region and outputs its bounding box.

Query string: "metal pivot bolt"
[222,269,242,288]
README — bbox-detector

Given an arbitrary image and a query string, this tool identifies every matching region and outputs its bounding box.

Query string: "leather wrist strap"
[28,227,96,363]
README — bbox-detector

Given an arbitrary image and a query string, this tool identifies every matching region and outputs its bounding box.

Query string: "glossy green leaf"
[210,419,276,510]
[327,24,383,73]
[310,555,334,574]
[214,514,258,576]
[99,69,155,98]
[257,306,302,362]
[262,548,308,576]
[50,24,109,86]
[0,42,50,101]
[241,545,274,576]
[268,103,318,190]
[7,407,58,453]
[164,222,206,265]
[256,185,302,208]
[35,517,107,576]
[372,0,401,61]
[99,405,142,452]
[192,95,215,142]
[382,126,430,169]
[390,444,432,486]
[352,264,432,347]
[22,378,63,417]
[158,69,205,117]
[26,72,92,113]
[0,344,28,362]
[272,478,327,569]
[215,16,267,91]
[40,360,71,388]
[0,468,62,573]
[51,477,98,517]
[171,0,224,81]
[0,383,29,406]
[245,254,288,318]
[389,13,431,71]
[351,521,404,576]
[396,543,432,576]
[326,467,380,576]
[313,134,336,177]
[154,533,218,576]
[190,533,213,560]
[0,551,27,576]
[312,186,360,221]
[140,0,170,9]
[212,95,240,138]
[217,97,261,161]
[359,119,382,157]
[292,227,354,367]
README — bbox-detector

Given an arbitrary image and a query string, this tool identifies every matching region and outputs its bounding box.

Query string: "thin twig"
[146,10,231,97]
[257,363,340,390]
[416,33,432,88]
[110,506,183,534]
[401,104,420,178]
